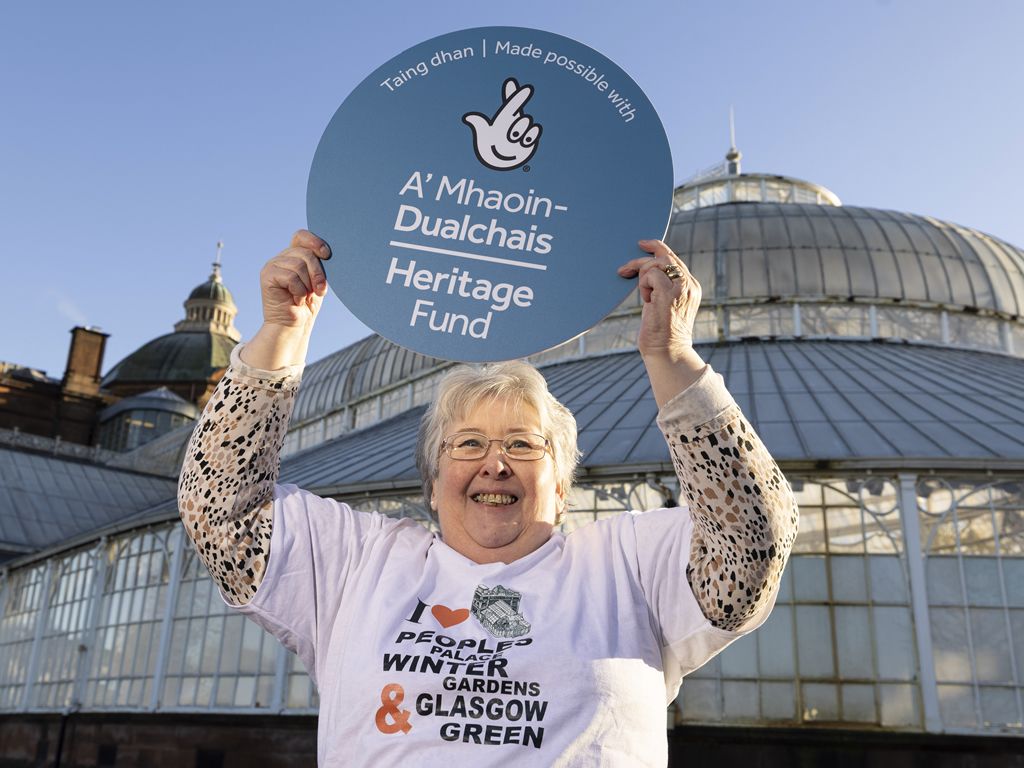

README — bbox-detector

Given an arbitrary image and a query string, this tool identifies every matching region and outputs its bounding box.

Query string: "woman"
[178,230,797,766]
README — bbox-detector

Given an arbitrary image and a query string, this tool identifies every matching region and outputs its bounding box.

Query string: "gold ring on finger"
[662,264,684,281]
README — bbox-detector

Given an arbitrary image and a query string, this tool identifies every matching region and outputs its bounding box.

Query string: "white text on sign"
[386,257,534,340]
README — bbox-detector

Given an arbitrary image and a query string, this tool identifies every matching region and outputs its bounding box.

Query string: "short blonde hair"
[416,361,581,510]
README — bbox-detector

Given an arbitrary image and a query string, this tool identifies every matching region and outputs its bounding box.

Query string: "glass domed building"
[100,260,242,408]
[1,151,1021,765]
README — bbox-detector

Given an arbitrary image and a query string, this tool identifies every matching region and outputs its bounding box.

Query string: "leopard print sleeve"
[177,345,302,606]
[656,366,798,632]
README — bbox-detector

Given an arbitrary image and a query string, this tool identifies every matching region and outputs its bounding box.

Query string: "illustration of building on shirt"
[471,585,531,638]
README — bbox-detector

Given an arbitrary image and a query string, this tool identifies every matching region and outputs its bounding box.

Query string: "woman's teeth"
[472,493,517,505]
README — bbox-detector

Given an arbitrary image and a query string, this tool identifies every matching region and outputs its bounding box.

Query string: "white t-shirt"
[237,483,766,767]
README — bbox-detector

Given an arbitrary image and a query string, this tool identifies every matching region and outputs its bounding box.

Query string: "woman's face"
[432,396,563,564]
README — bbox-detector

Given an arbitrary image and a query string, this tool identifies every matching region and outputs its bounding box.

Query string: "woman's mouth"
[471,493,518,506]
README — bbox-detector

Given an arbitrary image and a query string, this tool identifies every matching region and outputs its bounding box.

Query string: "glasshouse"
[1,152,1022,766]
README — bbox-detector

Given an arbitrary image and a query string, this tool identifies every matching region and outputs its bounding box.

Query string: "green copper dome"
[101,332,236,387]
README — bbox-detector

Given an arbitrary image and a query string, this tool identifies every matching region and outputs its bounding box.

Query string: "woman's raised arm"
[620,240,798,631]
[177,230,330,605]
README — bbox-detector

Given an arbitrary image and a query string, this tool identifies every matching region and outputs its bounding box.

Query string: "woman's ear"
[430,489,437,511]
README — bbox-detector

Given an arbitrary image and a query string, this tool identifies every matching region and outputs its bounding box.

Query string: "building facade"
[1,155,1022,766]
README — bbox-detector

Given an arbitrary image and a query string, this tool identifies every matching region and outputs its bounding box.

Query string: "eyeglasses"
[441,432,550,461]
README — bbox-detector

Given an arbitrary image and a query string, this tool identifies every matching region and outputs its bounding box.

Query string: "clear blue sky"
[2,1,1022,378]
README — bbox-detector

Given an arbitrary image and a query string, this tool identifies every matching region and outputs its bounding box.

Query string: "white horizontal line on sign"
[388,240,548,271]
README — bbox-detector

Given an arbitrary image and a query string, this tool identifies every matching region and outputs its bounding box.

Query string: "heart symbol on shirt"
[432,605,470,628]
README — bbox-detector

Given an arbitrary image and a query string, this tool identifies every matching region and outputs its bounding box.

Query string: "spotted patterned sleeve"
[177,345,302,607]
[656,365,799,632]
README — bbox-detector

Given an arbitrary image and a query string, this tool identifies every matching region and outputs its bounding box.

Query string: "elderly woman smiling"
[178,230,797,766]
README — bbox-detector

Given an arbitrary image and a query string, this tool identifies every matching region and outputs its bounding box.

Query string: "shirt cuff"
[228,343,304,389]
[655,364,737,434]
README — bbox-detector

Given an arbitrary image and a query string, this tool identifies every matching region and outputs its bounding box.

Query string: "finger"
[638,238,681,264]
[503,77,519,100]
[276,250,328,296]
[289,229,332,261]
[265,263,315,306]
[508,115,531,142]
[499,83,533,119]
[625,240,694,280]
[617,255,654,277]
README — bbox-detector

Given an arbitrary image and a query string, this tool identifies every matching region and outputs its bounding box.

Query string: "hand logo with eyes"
[462,77,542,171]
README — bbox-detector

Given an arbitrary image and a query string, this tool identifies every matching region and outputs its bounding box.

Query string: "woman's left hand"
[617,239,702,361]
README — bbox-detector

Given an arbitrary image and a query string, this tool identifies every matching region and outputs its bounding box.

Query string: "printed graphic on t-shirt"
[471,584,531,638]
[375,583,548,749]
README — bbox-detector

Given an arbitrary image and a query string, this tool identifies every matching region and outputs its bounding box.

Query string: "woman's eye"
[455,436,483,448]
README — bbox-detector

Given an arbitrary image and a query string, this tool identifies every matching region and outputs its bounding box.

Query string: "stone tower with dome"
[101,253,241,409]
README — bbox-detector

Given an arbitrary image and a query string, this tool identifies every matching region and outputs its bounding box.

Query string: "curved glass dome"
[289,165,1024,445]
[673,172,842,211]
[290,334,447,427]
[668,202,1024,316]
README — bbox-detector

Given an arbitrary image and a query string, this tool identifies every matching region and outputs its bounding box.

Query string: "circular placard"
[308,26,673,362]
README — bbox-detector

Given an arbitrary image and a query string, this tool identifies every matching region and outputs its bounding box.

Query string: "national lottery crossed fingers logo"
[463,78,542,171]
[307,26,673,362]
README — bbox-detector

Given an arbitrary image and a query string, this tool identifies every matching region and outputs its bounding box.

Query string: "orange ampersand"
[374,683,412,734]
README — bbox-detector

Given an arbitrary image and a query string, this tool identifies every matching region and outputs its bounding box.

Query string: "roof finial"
[726,107,742,175]
[211,240,224,282]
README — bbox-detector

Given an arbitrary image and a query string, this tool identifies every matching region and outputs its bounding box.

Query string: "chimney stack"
[62,326,109,396]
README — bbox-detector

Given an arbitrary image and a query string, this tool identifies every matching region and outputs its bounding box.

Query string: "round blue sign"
[308,27,673,362]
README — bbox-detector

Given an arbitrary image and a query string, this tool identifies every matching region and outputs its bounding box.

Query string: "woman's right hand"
[260,229,331,329]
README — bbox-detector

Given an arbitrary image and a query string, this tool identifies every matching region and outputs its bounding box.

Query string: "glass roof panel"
[864,246,905,301]
[820,248,853,296]
[876,217,914,253]
[854,216,892,251]
[916,252,955,304]
[808,213,843,248]
[717,215,741,252]
[726,251,744,298]
[760,213,791,248]
[964,235,1017,314]
[794,248,825,296]
[691,216,716,255]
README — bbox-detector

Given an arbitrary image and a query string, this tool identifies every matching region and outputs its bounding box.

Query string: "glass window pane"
[802,682,839,721]
[720,634,758,678]
[870,556,909,604]
[793,509,826,554]
[931,607,972,681]
[831,557,868,602]
[827,507,865,554]
[841,683,877,723]
[874,607,916,681]
[792,557,828,602]
[963,558,1004,607]
[834,606,873,679]
[760,682,795,721]
[796,606,834,677]
[926,558,963,605]
[680,679,721,721]
[938,684,977,729]
[970,608,1012,683]
[979,686,1021,728]
[722,681,759,720]
[878,683,919,728]
[757,606,795,677]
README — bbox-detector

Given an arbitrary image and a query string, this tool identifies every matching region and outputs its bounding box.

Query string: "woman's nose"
[478,444,512,475]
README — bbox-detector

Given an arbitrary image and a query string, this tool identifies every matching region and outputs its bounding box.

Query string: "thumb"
[462,112,491,132]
